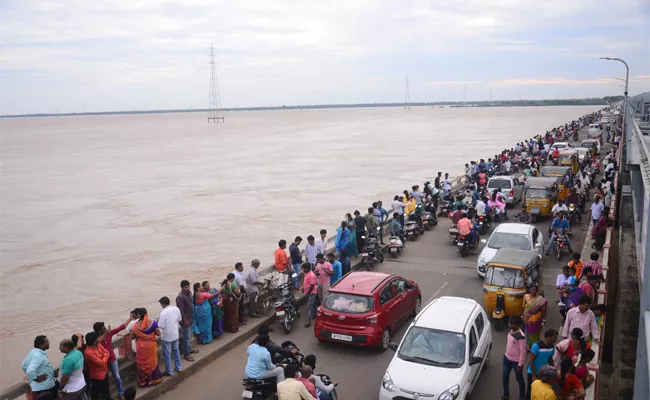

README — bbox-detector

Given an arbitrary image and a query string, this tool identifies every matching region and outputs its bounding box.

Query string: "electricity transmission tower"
[404,75,411,110]
[207,43,224,123]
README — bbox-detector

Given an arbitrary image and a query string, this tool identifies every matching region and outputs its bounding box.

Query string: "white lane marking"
[426,281,449,304]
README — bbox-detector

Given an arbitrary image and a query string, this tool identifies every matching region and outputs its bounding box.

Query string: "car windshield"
[322,292,374,314]
[488,179,511,189]
[488,232,531,250]
[485,266,525,288]
[398,327,465,368]
[558,155,573,163]
[525,188,548,199]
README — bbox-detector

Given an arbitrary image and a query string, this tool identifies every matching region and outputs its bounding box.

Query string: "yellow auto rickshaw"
[483,249,543,330]
[522,176,560,221]
[540,166,572,200]
[557,149,579,175]
[581,139,601,156]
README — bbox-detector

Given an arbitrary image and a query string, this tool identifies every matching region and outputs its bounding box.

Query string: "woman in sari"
[202,280,224,338]
[554,327,590,369]
[522,283,547,348]
[131,308,163,387]
[335,221,350,255]
[345,213,358,258]
[591,207,609,251]
[192,282,219,344]
[222,273,242,333]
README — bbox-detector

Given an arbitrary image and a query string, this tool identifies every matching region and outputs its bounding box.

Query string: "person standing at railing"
[21,335,58,398]
[364,207,378,238]
[335,221,351,275]
[245,259,263,318]
[353,210,366,254]
[304,235,323,270]
[93,316,132,398]
[84,331,112,398]
[158,296,183,377]
[373,201,389,245]
[316,229,328,256]
[563,296,599,346]
[289,237,303,281]
[176,280,197,362]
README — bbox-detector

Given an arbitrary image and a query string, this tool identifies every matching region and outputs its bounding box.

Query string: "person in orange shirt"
[568,252,584,278]
[84,331,110,400]
[274,240,295,287]
[458,214,478,247]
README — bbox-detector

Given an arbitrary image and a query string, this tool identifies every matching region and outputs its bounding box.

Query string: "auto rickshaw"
[581,139,600,156]
[539,166,572,200]
[557,149,579,175]
[522,176,560,221]
[482,249,543,330]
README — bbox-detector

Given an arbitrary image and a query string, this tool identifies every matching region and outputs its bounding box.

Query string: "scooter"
[274,279,299,334]
[242,377,276,400]
[420,204,437,230]
[388,235,404,257]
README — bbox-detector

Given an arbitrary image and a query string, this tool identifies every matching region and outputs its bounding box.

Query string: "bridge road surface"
[160,135,600,400]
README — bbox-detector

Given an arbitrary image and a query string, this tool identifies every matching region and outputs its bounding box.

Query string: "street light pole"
[600,57,629,132]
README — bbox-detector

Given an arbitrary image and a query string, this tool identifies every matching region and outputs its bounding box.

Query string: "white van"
[380,297,492,400]
[588,123,600,133]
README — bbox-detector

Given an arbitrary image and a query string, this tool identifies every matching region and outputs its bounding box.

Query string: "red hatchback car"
[314,271,421,351]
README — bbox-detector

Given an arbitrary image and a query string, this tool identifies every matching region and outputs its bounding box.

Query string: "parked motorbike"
[274,280,299,334]
[388,235,404,257]
[361,229,384,268]
[421,203,438,230]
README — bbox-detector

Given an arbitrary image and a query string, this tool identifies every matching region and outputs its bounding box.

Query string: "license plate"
[457,242,465,247]
[423,220,428,224]
[361,252,369,257]
[331,333,353,342]
[390,248,397,253]
[276,310,285,316]
[242,390,253,399]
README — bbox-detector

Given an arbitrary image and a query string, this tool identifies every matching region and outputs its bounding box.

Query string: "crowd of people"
[498,110,621,400]
[19,108,621,400]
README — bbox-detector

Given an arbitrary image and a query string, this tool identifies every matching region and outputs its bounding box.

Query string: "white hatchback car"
[476,223,544,277]
[380,297,492,400]
[486,176,523,207]
[551,142,570,151]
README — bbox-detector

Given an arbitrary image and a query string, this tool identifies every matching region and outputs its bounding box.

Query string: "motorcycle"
[573,131,579,141]
[476,215,489,235]
[361,229,384,269]
[552,228,567,260]
[455,231,479,257]
[242,377,276,400]
[274,280,299,334]
[388,235,404,257]
[568,203,580,225]
[421,203,437,230]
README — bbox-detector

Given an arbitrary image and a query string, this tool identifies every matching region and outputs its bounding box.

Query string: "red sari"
[131,315,163,386]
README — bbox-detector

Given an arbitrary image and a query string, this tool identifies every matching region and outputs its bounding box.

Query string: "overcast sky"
[2,0,649,114]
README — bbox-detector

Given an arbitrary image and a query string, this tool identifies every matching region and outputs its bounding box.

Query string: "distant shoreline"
[1,97,620,119]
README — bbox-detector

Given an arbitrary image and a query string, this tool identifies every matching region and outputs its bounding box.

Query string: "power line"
[207,43,224,123]
[404,75,411,110]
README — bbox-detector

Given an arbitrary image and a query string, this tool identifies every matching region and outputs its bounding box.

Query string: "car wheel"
[378,328,391,352]
[412,297,422,317]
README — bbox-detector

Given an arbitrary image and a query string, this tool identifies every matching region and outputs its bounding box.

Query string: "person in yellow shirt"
[530,365,558,400]
[277,364,316,400]
[403,195,416,216]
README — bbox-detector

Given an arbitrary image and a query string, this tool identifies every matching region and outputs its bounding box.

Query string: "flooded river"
[0,105,601,387]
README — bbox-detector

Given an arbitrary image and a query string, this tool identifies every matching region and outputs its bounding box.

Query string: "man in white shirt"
[475,197,487,217]
[233,262,248,323]
[442,173,452,192]
[315,229,328,255]
[158,296,182,376]
[551,199,568,217]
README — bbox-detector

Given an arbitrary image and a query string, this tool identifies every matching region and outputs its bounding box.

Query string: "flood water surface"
[0,105,600,387]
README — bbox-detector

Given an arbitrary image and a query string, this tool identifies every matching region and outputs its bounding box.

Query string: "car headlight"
[477,254,487,267]
[439,384,460,400]
[382,371,396,392]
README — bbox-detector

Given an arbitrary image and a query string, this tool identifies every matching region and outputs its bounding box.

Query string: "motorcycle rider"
[255,325,297,364]
[475,196,487,221]
[389,213,406,245]
[457,211,478,248]
[451,204,466,225]
[545,211,573,256]
[303,354,336,400]
[245,333,285,384]
[551,198,569,217]
[566,188,583,222]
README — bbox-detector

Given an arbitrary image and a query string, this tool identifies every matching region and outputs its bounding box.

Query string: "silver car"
[486,176,523,208]
[476,223,544,277]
